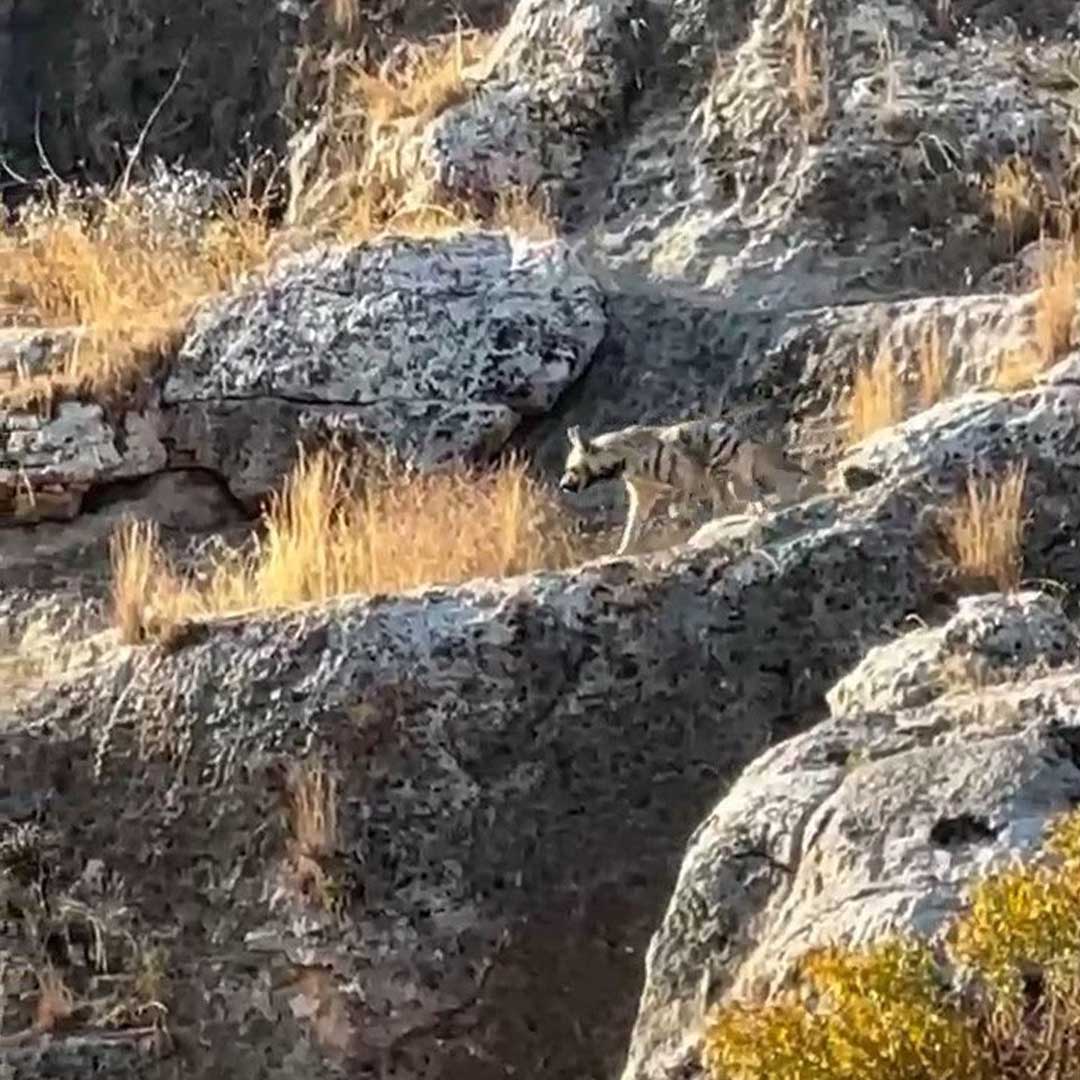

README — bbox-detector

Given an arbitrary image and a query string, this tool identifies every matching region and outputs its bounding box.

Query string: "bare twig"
[33,99,62,185]
[119,48,191,196]
[0,153,31,187]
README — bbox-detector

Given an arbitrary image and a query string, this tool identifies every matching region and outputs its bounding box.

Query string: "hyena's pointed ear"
[567,425,588,451]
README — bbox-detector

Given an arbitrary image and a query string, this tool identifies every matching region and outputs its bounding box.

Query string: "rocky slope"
[5,0,1080,1077]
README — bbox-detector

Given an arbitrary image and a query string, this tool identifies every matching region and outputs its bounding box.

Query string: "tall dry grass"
[846,341,906,444]
[1,26,555,412]
[786,9,830,140]
[280,758,341,911]
[992,244,1080,391]
[915,321,950,409]
[285,28,499,240]
[110,450,584,642]
[943,462,1028,592]
[1,192,272,409]
[846,323,956,445]
[986,157,1045,252]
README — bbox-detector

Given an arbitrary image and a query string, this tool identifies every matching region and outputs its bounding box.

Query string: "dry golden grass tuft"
[282,759,342,911]
[846,322,957,445]
[109,449,586,639]
[490,187,558,241]
[0,192,272,410]
[991,245,1080,390]
[349,30,492,129]
[33,966,75,1033]
[986,157,1045,252]
[288,759,339,862]
[786,9,830,140]
[992,345,1046,392]
[943,461,1028,593]
[109,518,186,646]
[846,341,906,444]
[1033,245,1079,363]
[915,321,950,409]
[286,28,500,242]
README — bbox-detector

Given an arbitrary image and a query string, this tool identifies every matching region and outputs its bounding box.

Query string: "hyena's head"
[559,426,616,493]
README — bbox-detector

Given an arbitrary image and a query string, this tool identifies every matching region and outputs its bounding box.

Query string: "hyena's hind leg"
[728,444,767,516]
[616,480,661,556]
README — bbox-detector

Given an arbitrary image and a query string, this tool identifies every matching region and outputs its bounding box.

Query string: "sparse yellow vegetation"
[786,9,830,140]
[706,940,985,1080]
[0,25,557,411]
[846,341,907,444]
[986,156,1045,252]
[350,31,490,129]
[281,759,342,911]
[705,808,1080,1080]
[33,966,75,1033]
[288,759,339,862]
[109,449,584,640]
[1033,244,1079,364]
[110,518,179,646]
[285,28,499,240]
[992,345,1045,392]
[1,191,272,409]
[989,243,1080,390]
[846,323,955,445]
[943,462,1028,592]
[915,321,950,409]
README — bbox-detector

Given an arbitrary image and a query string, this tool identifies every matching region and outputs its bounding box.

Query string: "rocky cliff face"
[5,0,1080,1077]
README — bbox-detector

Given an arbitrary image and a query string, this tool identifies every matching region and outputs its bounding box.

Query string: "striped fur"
[559,419,812,555]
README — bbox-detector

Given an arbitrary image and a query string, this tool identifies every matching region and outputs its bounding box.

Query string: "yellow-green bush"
[704,809,1080,1080]
[705,941,986,1080]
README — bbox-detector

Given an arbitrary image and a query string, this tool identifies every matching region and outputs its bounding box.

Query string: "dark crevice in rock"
[78,466,254,526]
[928,814,1001,849]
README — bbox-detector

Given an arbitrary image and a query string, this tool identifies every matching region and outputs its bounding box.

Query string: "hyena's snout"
[559,472,584,493]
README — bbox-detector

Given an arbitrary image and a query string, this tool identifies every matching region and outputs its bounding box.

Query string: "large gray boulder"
[163,232,604,502]
[621,590,1080,1080]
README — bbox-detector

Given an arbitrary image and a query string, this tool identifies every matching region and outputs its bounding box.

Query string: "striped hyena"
[558,419,812,555]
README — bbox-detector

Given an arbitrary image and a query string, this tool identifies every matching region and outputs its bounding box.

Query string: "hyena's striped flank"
[558,419,813,555]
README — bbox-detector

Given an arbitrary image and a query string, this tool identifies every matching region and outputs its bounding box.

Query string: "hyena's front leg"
[616,481,659,556]
[732,444,767,516]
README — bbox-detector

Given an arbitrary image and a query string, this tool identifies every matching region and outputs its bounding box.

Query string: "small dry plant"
[33,966,75,1032]
[1,190,272,410]
[283,759,340,911]
[324,0,359,36]
[1033,245,1079,363]
[786,8,830,140]
[943,461,1028,592]
[109,449,585,639]
[846,341,906,444]
[992,244,1080,390]
[847,323,956,445]
[286,28,498,240]
[986,157,1045,252]
[490,187,557,241]
[915,321,951,409]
